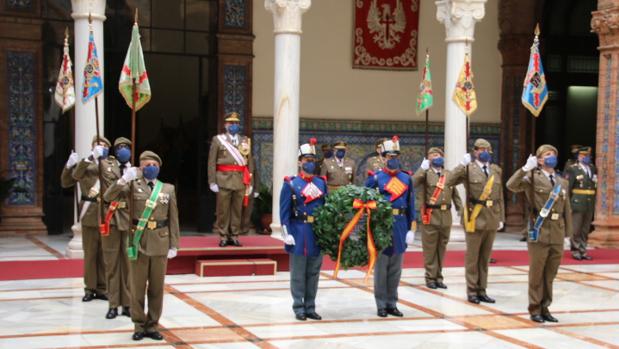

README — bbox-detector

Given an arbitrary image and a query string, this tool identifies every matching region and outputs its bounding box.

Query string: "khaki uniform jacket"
[507,168,573,244]
[321,157,356,187]
[447,162,505,231]
[105,175,180,256]
[108,161,132,231]
[565,163,596,213]
[207,134,253,191]
[72,157,119,228]
[413,168,463,227]
[61,165,77,188]
[366,155,385,174]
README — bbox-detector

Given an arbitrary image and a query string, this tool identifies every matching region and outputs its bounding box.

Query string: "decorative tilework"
[6,51,36,206]
[223,0,246,28]
[223,64,246,129]
[614,55,619,215]
[601,55,612,213]
[6,0,32,10]
[252,117,501,189]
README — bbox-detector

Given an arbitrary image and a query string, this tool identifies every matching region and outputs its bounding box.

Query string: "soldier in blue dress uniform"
[280,138,328,321]
[366,136,416,318]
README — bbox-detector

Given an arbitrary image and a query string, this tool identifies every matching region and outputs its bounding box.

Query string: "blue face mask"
[335,149,346,159]
[478,151,491,163]
[302,161,316,174]
[227,124,241,135]
[116,147,131,163]
[387,158,400,170]
[581,155,591,165]
[544,155,558,168]
[143,165,160,180]
[100,147,109,159]
[431,157,444,168]
[323,150,333,159]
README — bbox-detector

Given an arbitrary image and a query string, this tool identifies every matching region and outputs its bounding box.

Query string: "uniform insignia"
[301,182,324,203]
[385,176,408,202]
[345,166,353,174]
[107,167,112,172]
[158,193,170,205]
[137,188,143,193]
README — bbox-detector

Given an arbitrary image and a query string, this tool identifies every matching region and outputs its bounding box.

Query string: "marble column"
[265,0,310,237]
[66,0,106,258]
[436,0,486,240]
[590,0,619,248]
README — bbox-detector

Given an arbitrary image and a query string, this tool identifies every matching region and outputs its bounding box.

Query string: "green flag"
[416,52,433,115]
[119,22,151,111]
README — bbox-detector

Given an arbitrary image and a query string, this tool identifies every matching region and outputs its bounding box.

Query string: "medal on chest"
[301,181,324,204]
[384,176,408,202]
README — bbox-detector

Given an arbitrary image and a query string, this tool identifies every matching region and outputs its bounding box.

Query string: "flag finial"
[534,23,540,36]
[88,12,92,24]
[134,8,138,24]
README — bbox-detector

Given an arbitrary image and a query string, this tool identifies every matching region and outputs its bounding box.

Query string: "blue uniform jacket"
[279,174,328,257]
[366,169,415,256]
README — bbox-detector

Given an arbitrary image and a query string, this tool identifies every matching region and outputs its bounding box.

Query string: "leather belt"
[572,189,595,195]
[132,219,168,230]
[293,215,315,223]
[81,195,98,202]
[425,203,451,210]
[469,198,494,207]
[104,201,127,208]
[392,208,406,215]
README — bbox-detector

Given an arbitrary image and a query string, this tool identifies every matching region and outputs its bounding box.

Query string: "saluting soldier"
[565,146,596,260]
[507,145,572,323]
[280,138,327,321]
[563,144,582,173]
[414,147,463,289]
[446,138,505,304]
[366,136,415,318]
[366,139,387,174]
[101,137,132,319]
[72,135,114,302]
[316,144,333,175]
[61,151,79,189]
[208,112,254,247]
[321,141,356,192]
[104,151,179,341]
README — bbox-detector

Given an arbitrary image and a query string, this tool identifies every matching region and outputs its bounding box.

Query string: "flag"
[82,29,103,103]
[54,29,75,113]
[521,24,548,117]
[452,53,477,116]
[416,52,433,115]
[119,21,151,111]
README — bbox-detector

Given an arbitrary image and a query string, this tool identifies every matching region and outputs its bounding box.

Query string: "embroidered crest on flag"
[82,30,103,103]
[119,21,151,111]
[416,51,433,115]
[521,24,549,117]
[55,29,75,113]
[452,53,477,116]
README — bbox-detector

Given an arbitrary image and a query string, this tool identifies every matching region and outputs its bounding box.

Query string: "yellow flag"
[452,53,478,116]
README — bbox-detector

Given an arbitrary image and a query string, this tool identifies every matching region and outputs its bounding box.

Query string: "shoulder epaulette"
[403,170,412,175]
[319,175,327,182]
[367,170,375,176]
[284,176,294,182]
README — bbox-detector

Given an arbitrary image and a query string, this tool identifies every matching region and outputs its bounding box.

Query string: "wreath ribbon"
[333,199,378,282]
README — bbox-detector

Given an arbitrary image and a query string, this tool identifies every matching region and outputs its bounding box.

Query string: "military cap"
[473,138,492,152]
[578,146,592,155]
[333,141,347,149]
[427,147,444,156]
[321,143,332,151]
[536,144,558,157]
[139,150,162,166]
[113,137,132,147]
[299,138,317,158]
[382,136,401,155]
[224,112,241,123]
[570,144,582,153]
[91,135,111,147]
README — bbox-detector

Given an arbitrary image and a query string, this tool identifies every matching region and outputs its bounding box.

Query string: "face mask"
[335,149,346,159]
[581,155,591,165]
[101,147,109,158]
[302,161,316,174]
[387,158,400,170]
[431,157,444,168]
[143,165,160,180]
[478,151,491,163]
[116,147,131,163]
[227,124,240,135]
[544,155,558,168]
[323,150,333,159]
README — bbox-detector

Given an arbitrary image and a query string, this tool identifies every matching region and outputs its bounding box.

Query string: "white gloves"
[523,154,538,172]
[167,248,177,259]
[405,230,415,246]
[210,183,219,193]
[92,145,106,160]
[498,222,504,231]
[121,167,138,183]
[564,237,571,250]
[461,153,472,166]
[592,174,598,183]
[420,158,430,170]
[66,151,79,169]
[282,225,295,245]
[254,192,260,198]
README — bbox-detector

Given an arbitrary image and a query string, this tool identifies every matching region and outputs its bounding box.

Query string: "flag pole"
[89,12,105,223]
[65,26,79,223]
[131,8,138,164]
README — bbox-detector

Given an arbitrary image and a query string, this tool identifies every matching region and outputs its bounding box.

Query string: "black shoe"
[295,313,307,321]
[478,295,496,303]
[542,313,559,323]
[145,331,164,340]
[121,306,130,317]
[436,281,448,289]
[386,307,403,317]
[105,308,118,319]
[467,296,480,304]
[132,332,145,341]
[426,282,438,289]
[219,240,228,247]
[530,314,545,323]
[582,255,592,260]
[94,292,108,301]
[489,258,497,264]
[377,309,388,317]
[230,239,242,247]
[572,254,582,261]
[306,312,322,320]
[519,236,527,242]
[82,293,95,302]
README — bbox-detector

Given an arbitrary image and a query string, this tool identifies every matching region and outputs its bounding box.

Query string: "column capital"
[71,0,107,21]
[436,0,486,43]
[264,0,311,34]
[592,5,619,49]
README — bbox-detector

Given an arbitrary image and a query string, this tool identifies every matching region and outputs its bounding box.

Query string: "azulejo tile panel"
[224,0,246,28]
[223,64,247,130]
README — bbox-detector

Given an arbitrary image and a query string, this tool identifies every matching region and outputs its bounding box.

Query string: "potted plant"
[252,185,273,235]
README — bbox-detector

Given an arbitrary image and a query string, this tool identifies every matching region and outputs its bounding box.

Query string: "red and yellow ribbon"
[333,199,378,283]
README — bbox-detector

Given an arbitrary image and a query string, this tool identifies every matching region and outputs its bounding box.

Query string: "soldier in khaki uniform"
[72,136,114,302]
[208,112,254,247]
[104,151,179,341]
[446,138,505,304]
[562,144,582,173]
[316,144,333,175]
[101,137,132,319]
[321,141,356,192]
[565,146,596,260]
[61,151,79,189]
[507,145,572,323]
[366,139,387,176]
[414,147,463,289]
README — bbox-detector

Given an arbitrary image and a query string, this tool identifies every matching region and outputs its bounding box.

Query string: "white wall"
[253,0,502,123]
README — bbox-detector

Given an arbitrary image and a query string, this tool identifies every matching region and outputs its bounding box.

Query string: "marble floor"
[0,261,617,348]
